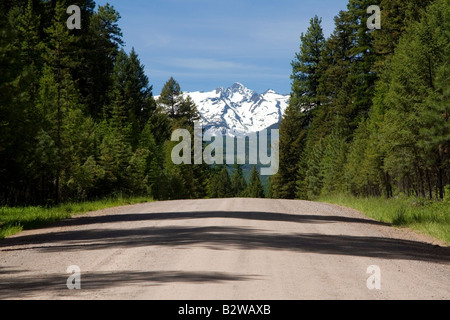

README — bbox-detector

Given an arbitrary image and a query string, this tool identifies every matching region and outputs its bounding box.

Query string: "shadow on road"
[39,210,391,227]
[1,210,449,264]
[0,269,257,299]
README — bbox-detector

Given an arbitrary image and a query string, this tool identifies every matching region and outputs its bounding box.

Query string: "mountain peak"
[231,82,245,89]
[229,82,253,95]
[185,83,289,136]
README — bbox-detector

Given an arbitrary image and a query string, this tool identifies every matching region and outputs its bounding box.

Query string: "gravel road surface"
[0,199,448,300]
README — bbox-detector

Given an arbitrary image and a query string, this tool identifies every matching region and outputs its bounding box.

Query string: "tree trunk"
[425,169,433,200]
[438,167,444,200]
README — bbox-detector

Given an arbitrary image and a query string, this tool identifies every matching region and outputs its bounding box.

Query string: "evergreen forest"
[1,0,449,208]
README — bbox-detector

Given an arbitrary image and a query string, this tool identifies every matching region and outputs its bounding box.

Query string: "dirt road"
[0,198,448,300]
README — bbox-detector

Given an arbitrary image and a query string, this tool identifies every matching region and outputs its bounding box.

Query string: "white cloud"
[167,58,253,71]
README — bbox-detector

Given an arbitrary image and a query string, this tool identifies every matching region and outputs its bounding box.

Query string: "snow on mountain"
[185,83,289,136]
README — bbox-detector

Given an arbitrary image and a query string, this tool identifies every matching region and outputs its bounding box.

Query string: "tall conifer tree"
[273,16,325,199]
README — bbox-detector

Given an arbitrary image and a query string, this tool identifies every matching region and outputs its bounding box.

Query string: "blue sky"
[95,0,349,95]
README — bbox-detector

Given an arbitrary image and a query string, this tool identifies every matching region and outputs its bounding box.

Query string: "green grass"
[318,194,450,244]
[0,196,153,239]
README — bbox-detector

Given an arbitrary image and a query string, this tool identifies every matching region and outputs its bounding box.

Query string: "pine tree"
[38,0,83,203]
[217,166,232,198]
[373,0,433,70]
[147,108,173,146]
[106,48,154,148]
[273,16,325,199]
[316,10,354,126]
[290,15,325,111]
[245,166,265,198]
[0,1,44,204]
[295,11,353,199]
[148,143,170,200]
[98,128,132,196]
[344,117,385,197]
[379,0,449,199]
[126,148,150,196]
[231,164,247,197]
[158,77,183,118]
[61,108,99,200]
[78,2,124,119]
[345,0,380,123]
[0,0,176,204]
[207,166,232,198]
[178,95,201,127]
[273,105,307,199]
[303,135,326,199]
[417,0,450,200]
[320,118,348,195]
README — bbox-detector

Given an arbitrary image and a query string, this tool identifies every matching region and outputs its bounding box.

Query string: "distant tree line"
[0,0,265,206]
[270,0,449,201]
[2,0,447,206]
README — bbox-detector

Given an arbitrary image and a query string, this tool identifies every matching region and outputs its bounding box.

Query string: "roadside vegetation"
[319,193,450,244]
[267,0,449,246]
[0,196,152,239]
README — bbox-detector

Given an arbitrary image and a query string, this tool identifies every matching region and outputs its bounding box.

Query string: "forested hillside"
[270,0,449,201]
[0,0,266,205]
[1,0,448,207]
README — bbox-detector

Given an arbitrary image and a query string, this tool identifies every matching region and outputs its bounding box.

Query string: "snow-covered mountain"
[185,83,289,136]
